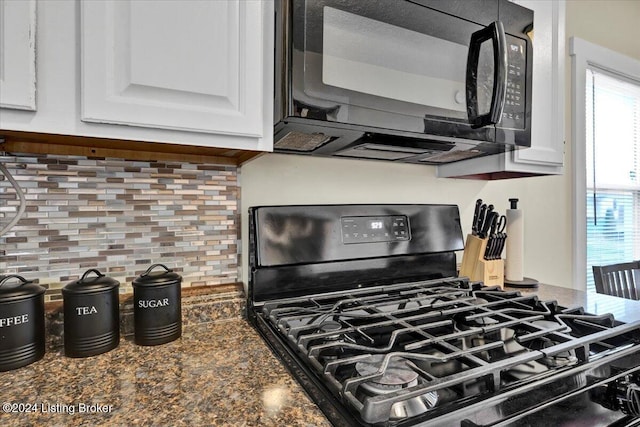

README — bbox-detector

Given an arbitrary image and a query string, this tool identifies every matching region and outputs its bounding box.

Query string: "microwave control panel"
[500,35,527,130]
[341,215,410,244]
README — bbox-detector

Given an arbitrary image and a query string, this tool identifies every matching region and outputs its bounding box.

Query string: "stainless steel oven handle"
[465,20,508,129]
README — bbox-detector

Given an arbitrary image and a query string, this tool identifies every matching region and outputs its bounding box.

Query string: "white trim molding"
[570,37,640,289]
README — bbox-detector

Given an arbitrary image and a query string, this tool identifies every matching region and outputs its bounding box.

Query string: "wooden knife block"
[459,234,504,286]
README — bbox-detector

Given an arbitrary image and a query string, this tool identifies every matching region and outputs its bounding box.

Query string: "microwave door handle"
[465,20,508,129]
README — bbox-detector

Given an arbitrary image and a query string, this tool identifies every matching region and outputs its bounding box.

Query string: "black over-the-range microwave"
[274,0,533,165]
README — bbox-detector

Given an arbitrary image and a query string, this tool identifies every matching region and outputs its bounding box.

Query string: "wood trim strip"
[0,130,263,165]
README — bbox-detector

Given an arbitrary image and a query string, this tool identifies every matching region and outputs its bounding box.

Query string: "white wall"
[240,0,640,291]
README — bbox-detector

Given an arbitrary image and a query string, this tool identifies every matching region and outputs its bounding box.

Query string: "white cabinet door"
[0,0,36,110]
[81,0,265,138]
[437,0,565,179]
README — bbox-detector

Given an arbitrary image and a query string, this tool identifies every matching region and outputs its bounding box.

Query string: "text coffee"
[0,314,29,327]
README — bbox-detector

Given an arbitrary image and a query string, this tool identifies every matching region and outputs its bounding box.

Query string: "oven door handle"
[465,20,508,129]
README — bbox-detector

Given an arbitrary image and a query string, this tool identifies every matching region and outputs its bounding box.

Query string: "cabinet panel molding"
[0,0,36,110]
[81,0,264,137]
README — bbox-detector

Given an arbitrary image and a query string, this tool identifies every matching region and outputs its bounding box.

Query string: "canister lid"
[0,275,46,302]
[133,264,182,287]
[63,269,120,295]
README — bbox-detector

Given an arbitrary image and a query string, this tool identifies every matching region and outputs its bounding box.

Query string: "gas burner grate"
[260,278,640,425]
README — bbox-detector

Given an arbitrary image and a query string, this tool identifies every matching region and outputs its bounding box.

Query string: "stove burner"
[356,355,419,390]
[355,355,438,421]
[537,340,578,368]
[530,320,578,368]
[317,320,342,340]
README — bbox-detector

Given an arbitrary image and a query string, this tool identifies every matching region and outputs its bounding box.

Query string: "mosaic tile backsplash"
[0,153,239,302]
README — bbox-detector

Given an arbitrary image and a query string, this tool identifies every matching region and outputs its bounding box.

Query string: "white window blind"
[585,67,640,291]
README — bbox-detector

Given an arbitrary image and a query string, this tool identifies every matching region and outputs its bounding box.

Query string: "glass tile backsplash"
[0,153,239,302]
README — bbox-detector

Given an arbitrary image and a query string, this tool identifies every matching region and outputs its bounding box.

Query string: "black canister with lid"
[0,275,46,372]
[62,269,120,358]
[132,264,182,346]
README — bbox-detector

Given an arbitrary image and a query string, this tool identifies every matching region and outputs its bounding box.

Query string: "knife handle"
[472,199,482,235]
[488,211,498,236]
[476,204,487,236]
[484,236,492,259]
[479,210,494,238]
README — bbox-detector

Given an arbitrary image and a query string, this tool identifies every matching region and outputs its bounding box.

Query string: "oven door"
[289,0,515,143]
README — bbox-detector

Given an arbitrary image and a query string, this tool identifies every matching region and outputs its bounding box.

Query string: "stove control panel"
[341,215,410,244]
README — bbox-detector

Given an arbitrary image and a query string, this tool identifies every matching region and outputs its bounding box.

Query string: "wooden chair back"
[592,261,640,300]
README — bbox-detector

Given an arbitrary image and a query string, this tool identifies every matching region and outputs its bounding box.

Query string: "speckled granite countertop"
[1,284,330,427]
[505,283,640,323]
[0,319,330,427]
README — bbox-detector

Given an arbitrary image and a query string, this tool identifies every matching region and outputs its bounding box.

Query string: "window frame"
[570,37,640,289]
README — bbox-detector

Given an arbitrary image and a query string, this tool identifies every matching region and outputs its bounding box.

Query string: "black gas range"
[247,204,640,426]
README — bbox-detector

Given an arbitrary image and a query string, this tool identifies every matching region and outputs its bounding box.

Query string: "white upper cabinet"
[81,1,263,138]
[437,0,565,179]
[0,0,273,152]
[0,0,37,111]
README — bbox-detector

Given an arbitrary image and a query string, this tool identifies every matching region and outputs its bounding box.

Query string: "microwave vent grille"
[274,131,333,152]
